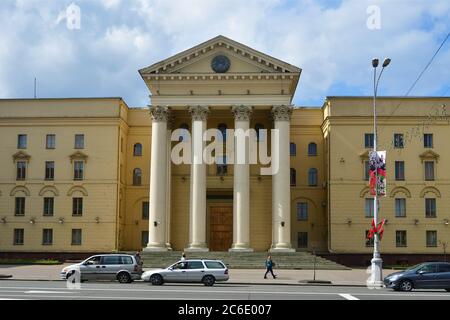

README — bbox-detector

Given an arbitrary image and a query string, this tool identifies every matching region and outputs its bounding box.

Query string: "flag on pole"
[367,218,386,241]
[369,151,387,196]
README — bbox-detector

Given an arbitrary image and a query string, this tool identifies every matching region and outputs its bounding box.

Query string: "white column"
[185,106,210,252]
[230,105,253,252]
[145,106,171,251]
[270,105,295,252]
[165,116,174,251]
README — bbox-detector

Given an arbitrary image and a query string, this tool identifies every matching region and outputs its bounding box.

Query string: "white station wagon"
[142,259,229,286]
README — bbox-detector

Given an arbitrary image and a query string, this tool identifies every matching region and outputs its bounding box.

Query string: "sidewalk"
[0,264,397,286]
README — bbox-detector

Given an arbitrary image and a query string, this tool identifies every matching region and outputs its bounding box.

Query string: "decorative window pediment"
[389,186,412,198]
[419,150,440,163]
[70,151,88,163]
[12,151,31,163]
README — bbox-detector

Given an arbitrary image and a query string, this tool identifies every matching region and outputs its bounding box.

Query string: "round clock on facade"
[211,55,231,73]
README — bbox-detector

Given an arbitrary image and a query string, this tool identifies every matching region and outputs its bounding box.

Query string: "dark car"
[384,262,450,292]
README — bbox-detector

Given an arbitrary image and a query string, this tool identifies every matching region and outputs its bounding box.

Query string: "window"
[290,168,297,186]
[395,161,405,181]
[72,198,83,216]
[297,202,308,221]
[101,256,122,265]
[308,168,318,187]
[365,134,374,148]
[187,261,204,269]
[75,134,84,149]
[74,161,84,180]
[71,229,82,246]
[364,160,370,181]
[15,197,25,216]
[424,134,433,148]
[45,161,55,180]
[14,229,24,245]
[18,134,27,149]
[255,123,265,142]
[46,134,56,149]
[178,123,190,142]
[394,134,404,149]
[133,168,142,186]
[16,161,26,180]
[205,261,225,269]
[42,229,53,245]
[365,230,374,247]
[308,143,317,156]
[141,231,149,248]
[121,256,133,265]
[396,231,407,247]
[426,231,437,247]
[43,198,54,216]
[216,156,228,176]
[142,202,149,220]
[364,161,370,181]
[365,199,374,218]
[297,232,308,248]
[133,143,143,157]
[425,198,436,218]
[418,264,438,274]
[438,264,450,273]
[218,123,227,142]
[395,198,406,217]
[290,143,297,156]
[425,161,435,181]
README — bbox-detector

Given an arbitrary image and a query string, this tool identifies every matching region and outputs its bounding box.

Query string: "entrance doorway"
[209,206,233,251]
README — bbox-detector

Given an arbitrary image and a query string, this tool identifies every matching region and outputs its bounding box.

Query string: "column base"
[270,243,295,253]
[185,244,209,252]
[143,245,170,252]
[229,245,254,253]
[367,256,384,288]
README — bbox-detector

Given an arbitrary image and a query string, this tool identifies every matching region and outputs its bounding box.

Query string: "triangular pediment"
[70,151,89,162]
[139,35,301,76]
[419,150,440,162]
[12,151,31,162]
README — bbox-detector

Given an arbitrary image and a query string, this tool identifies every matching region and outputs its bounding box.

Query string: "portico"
[141,36,301,252]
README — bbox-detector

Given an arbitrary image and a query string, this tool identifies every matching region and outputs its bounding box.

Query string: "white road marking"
[339,293,360,300]
[25,291,74,294]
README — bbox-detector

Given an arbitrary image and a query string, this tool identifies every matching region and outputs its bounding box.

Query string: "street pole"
[370,58,391,287]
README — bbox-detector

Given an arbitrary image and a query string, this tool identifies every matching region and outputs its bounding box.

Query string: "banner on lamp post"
[369,151,386,197]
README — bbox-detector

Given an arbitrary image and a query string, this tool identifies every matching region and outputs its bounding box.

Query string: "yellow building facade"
[0,36,449,264]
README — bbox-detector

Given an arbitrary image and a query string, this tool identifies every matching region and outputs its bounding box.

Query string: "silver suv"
[61,254,143,283]
[142,259,229,286]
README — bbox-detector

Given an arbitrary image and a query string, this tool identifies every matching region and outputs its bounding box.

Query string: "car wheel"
[203,275,215,287]
[399,279,413,292]
[117,272,132,284]
[150,274,164,286]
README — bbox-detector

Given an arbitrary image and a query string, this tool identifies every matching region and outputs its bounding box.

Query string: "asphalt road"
[0,280,450,300]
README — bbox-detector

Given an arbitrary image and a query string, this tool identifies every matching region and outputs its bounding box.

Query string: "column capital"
[271,105,294,121]
[231,105,253,121]
[149,105,171,122]
[189,105,210,121]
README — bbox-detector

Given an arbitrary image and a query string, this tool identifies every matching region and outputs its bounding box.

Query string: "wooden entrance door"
[209,207,233,252]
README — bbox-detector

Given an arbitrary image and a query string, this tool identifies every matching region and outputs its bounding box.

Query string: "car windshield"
[404,263,425,272]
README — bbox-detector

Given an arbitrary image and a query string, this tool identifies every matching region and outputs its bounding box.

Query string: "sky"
[0,0,449,107]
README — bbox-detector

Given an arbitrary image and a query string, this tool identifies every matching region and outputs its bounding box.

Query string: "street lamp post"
[370,57,391,287]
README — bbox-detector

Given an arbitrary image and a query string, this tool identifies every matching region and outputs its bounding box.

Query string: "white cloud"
[0,0,449,106]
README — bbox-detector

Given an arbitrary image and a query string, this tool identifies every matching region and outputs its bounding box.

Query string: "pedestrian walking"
[264,255,277,279]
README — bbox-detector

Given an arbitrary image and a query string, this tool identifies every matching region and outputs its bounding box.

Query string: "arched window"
[133,143,143,157]
[255,123,265,142]
[308,168,318,187]
[290,168,297,186]
[308,143,317,156]
[290,143,297,156]
[133,168,142,186]
[179,123,190,142]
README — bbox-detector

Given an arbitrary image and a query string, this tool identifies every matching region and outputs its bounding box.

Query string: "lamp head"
[382,58,391,68]
[372,58,379,68]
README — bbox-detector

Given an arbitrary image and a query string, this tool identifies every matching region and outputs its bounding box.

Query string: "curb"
[0,278,368,287]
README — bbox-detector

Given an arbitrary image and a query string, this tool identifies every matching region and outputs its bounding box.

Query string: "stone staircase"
[140,251,349,270]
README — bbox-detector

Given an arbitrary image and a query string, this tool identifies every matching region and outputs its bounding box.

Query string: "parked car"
[60,254,143,283]
[384,262,450,292]
[142,259,229,286]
